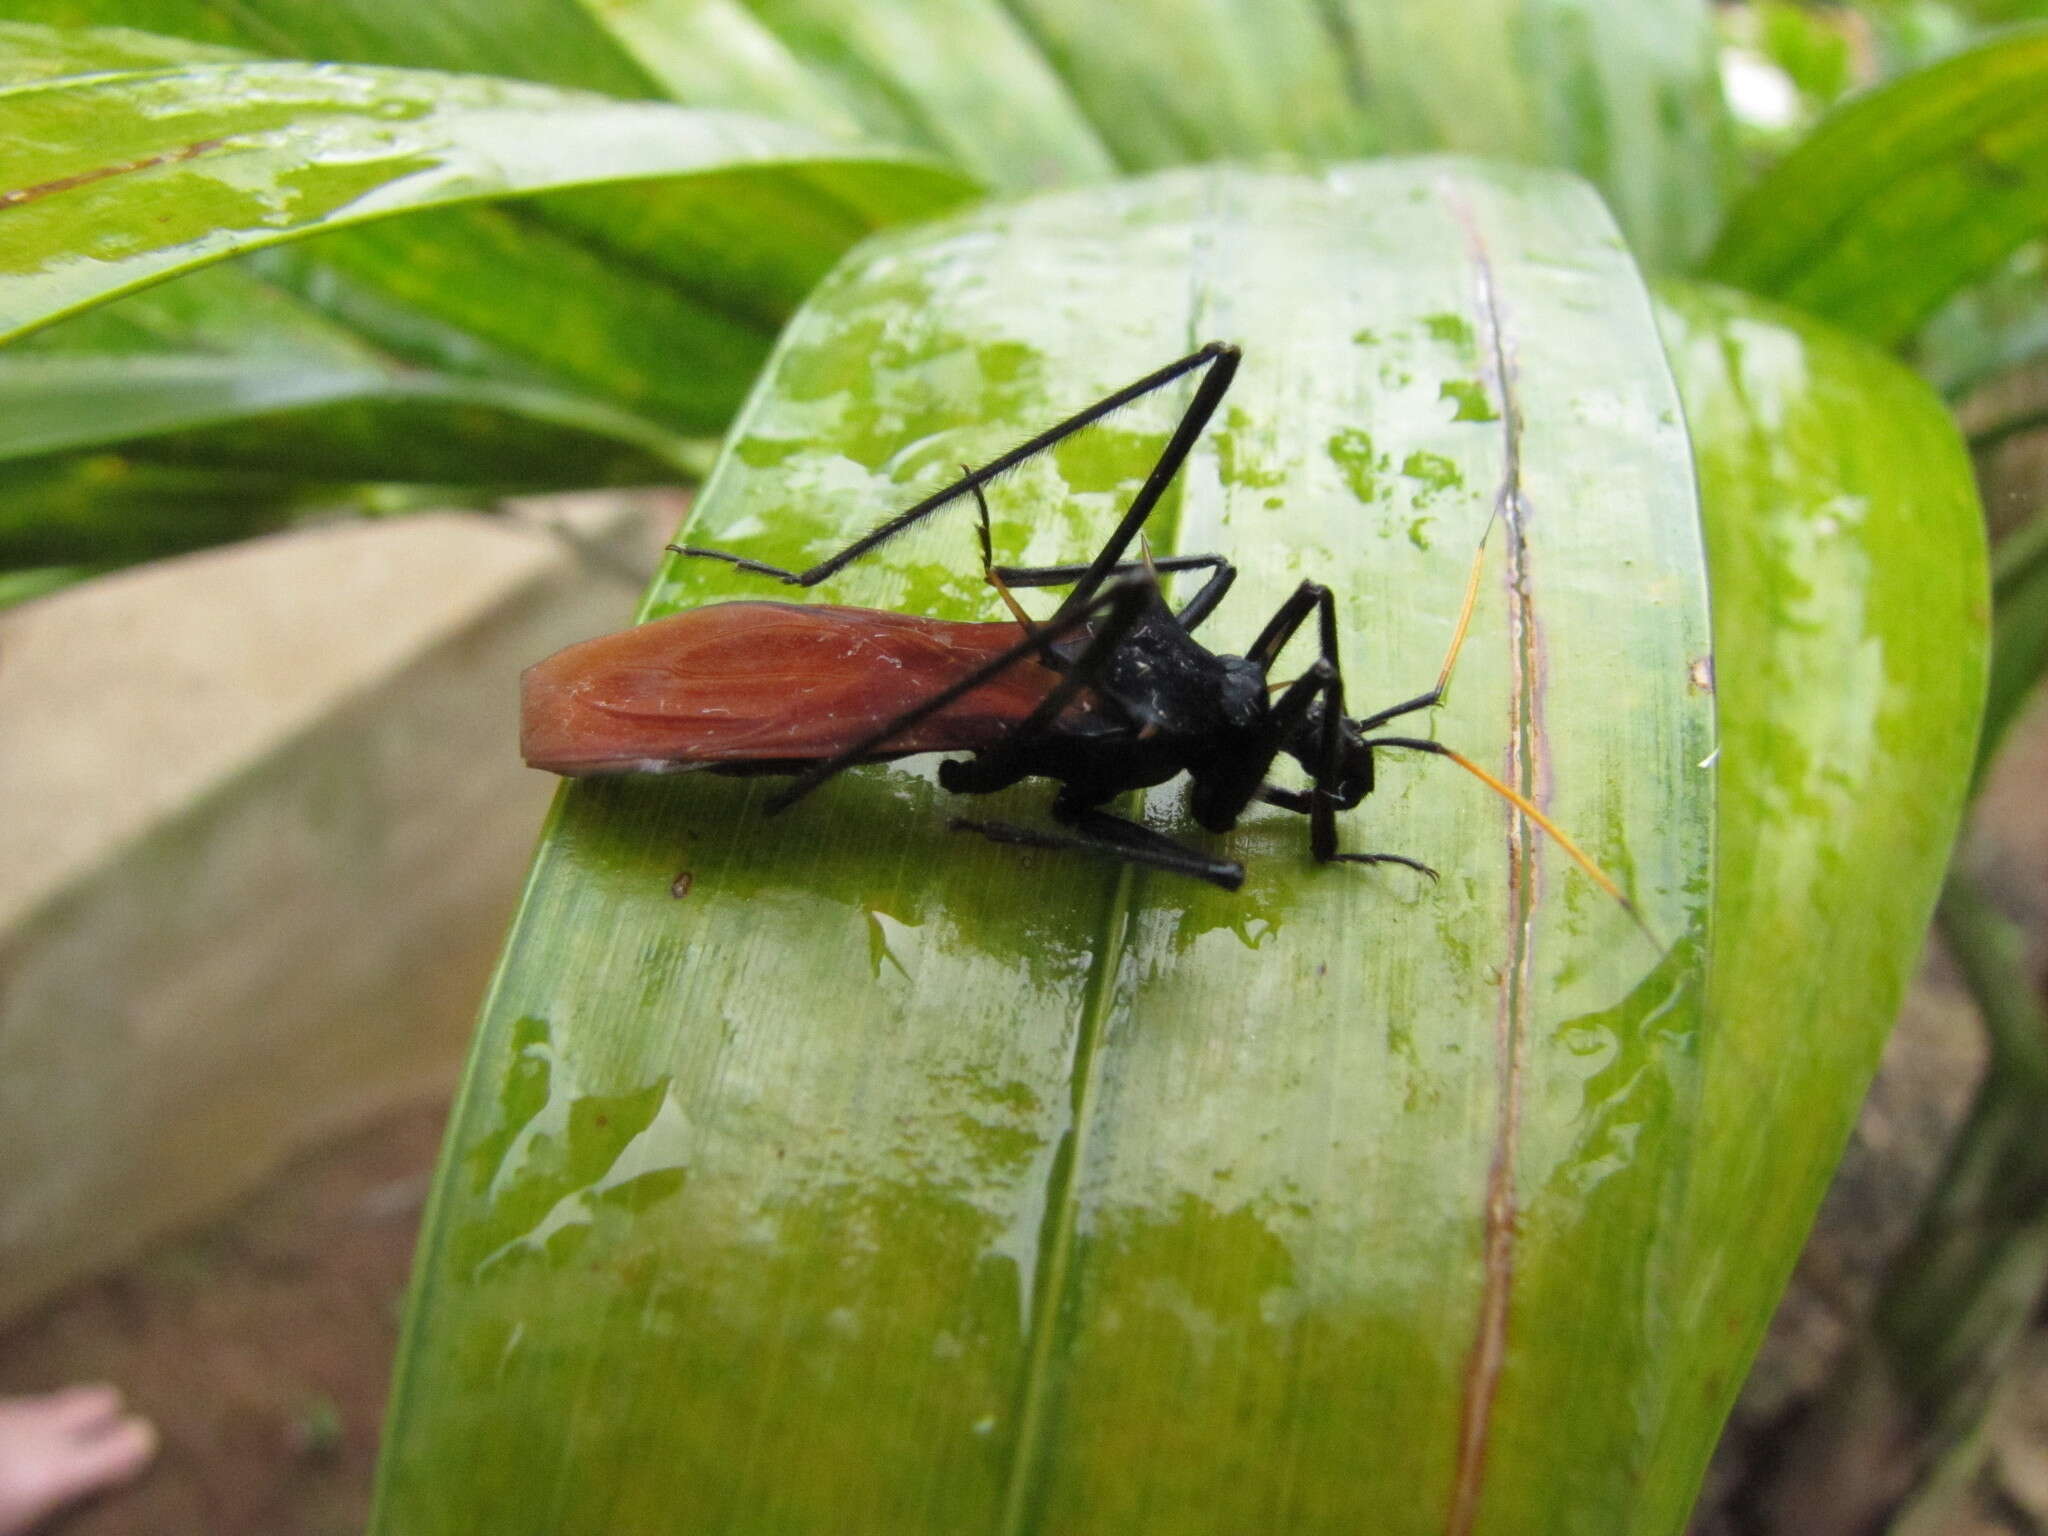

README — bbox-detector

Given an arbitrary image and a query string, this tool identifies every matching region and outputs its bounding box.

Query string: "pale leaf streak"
[1440,185,1545,1536]
[997,863,1140,1536]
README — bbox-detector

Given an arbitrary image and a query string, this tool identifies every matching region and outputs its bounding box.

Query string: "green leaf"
[997,0,1373,165]
[0,452,340,567]
[7,4,1116,190]
[713,0,1116,190]
[0,561,94,609]
[1705,21,2048,345]
[8,4,1731,261]
[0,269,707,484]
[2,243,739,481]
[0,14,249,79]
[0,45,975,543]
[5,1,670,98]
[1642,277,1988,1529]
[0,6,1731,538]
[1910,238,2048,396]
[377,159,1733,1533]
[1755,0,1855,105]
[1326,0,1736,267]
[999,0,1733,267]
[0,58,978,344]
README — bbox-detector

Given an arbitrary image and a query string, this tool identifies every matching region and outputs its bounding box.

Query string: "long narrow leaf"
[1003,0,1732,267]
[10,4,1728,263]
[1705,21,2048,345]
[1333,0,1737,266]
[8,0,668,97]
[0,59,977,343]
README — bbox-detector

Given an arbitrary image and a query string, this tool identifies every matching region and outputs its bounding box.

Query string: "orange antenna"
[1432,512,1498,701]
[1377,735,1656,944]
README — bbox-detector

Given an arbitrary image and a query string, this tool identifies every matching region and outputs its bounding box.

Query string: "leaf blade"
[1704,21,2048,344]
[0,58,978,343]
[375,159,1720,1535]
[1641,277,1990,1529]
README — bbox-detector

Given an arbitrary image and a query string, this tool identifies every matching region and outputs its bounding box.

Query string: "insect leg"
[669,342,1240,587]
[760,577,1156,815]
[969,474,1040,632]
[1242,579,1330,673]
[1054,345,1240,615]
[995,554,1237,632]
[948,810,1245,891]
[1290,596,1438,872]
[1244,704,1436,875]
[1219,587,1440,876]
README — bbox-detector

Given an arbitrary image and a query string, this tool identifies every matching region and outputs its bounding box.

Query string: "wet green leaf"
[0,56,977,344]
[0,40,974,557]
[376,159,1753,1534]
[4,1,667,98]
[1642,277,1988,1529]
[1705,21,2048,345]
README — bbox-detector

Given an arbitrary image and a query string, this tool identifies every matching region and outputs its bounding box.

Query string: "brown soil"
[0,1098,447,1536]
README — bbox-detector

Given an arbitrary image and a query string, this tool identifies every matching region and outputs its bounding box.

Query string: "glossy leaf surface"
[0,35,975,558]
[0,56,976,343]
[378,160,1731,1534]
[1641,277,1987,1531]
[1705,21,2048,345]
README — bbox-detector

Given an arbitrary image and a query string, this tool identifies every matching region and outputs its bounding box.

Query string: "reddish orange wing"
[521,601,1061,776]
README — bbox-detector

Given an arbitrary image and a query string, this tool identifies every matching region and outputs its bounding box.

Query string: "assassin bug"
[522,342,1631,908]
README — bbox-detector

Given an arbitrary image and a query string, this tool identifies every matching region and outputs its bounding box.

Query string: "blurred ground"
[0,1099,445,1536]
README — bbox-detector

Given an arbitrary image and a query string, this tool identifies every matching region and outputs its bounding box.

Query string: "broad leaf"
[377,159,1729,1533]
[1640,277,1988,1530]
[1705,21,2048,345]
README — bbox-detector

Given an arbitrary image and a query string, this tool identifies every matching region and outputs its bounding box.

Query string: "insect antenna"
[1373,734,1655,943]
[1434,511,1495,699]
[1352,516,1655,942]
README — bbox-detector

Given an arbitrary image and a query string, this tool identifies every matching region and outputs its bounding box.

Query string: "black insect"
[523,342,1627,905]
